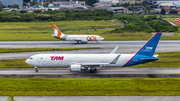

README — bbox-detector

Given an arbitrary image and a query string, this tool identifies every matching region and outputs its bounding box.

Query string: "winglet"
[110,55,120,64]
[110,46,119,54]
[52,24,62,39]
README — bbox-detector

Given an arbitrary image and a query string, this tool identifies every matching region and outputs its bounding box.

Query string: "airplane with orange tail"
[52,24,104,43]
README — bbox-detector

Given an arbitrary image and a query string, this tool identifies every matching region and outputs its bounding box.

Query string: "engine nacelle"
[70,65,88,72]
[81,40,88,43]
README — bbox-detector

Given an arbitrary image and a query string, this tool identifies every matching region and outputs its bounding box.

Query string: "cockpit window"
[29,57,33,60]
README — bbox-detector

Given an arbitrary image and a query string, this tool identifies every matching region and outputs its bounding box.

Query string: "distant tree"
[170,10,174,14]
[23,0,31,3]
[142,1,149,7]
[174,10,178,14]
[33,10,42,13]
[160,9,166,15]
[85,0,97,6]
[170,10,178,14]
[127,7,133,11]
[0,1,5,8]
[20,10,27,14]
[30,1,36,5]
[8,4,19,8]
[0,1,5,11]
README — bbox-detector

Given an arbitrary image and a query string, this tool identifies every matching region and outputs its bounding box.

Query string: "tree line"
[0,9,114,22]
[112,14,178,33]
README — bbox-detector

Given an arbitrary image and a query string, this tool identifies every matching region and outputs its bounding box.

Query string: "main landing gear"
[35,66,38,73]
[90,68,97,73]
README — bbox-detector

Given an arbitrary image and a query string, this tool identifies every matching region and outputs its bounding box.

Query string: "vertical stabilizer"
[52,24,62,38]
[136,32,162,56]
[52,24,67,40]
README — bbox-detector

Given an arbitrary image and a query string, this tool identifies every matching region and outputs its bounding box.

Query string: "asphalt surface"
[0,41,180,59]
[1,96,180,101]
[1,68,180,74]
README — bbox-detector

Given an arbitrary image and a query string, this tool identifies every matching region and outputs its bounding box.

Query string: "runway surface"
[0,41,179,50]
[0,41,180,59]
[0,96,180,101]
[1,68,180,75]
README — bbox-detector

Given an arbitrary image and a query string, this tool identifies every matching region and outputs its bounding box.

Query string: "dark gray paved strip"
[0,41,180,59]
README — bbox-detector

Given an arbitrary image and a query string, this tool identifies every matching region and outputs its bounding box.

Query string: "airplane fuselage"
[65,35,103,42]
[26,54,157,68]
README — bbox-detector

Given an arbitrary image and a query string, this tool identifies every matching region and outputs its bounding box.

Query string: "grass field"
[0,21,180,41]
[0,21,120,41]
[0,78,180,96]
[0,47,99,53]
[0,52,180,68]
[165,18,180,27]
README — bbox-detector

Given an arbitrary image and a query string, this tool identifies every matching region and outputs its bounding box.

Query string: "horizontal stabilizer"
[141,58,159,61]
[110,46,119,54]
[153,55,159,57]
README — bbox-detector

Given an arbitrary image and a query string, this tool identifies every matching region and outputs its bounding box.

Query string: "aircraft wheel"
[35,66,38,73]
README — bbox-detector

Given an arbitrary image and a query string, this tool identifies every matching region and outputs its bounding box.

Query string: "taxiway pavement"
[0,41,180,59]
[0,68,180,75]
[0,96,180,101]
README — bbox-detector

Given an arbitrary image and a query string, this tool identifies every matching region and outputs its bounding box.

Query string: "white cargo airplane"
[52,24,104,43]
[26,32,162,73]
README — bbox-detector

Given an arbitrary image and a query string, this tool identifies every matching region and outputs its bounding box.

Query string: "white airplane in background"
[52,24,104,43]
[26,33,162,73]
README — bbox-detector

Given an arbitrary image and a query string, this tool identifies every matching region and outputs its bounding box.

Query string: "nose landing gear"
[35,66,38,73]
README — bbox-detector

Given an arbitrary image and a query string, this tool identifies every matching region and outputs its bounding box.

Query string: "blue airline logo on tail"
[142,47,153,52]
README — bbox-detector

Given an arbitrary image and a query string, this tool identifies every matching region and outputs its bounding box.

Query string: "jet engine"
[81,40,88,43]
[70,64,88,72]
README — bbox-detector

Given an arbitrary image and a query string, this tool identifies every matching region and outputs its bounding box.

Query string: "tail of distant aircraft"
[123,32,162,67]
[52,24,67,40]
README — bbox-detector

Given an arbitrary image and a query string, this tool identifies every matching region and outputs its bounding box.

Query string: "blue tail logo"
[136,32,162,56]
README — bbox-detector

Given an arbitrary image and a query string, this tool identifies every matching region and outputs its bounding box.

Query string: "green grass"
[0,78,180,96]
[0,21,120,41]
[1,52,180,68]
[0,47,99,53]
[165,18,180,27]
[1,21,180,41]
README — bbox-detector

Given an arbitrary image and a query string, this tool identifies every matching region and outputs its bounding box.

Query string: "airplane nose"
[25,59,30,64]
[101,38,104,40]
